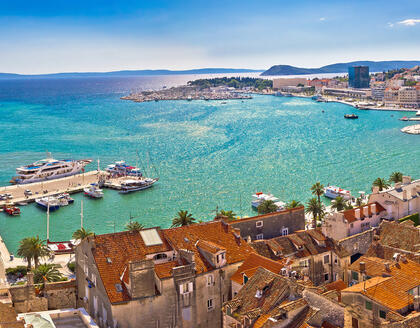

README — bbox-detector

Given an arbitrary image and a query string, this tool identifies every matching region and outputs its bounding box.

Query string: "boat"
[344,114,358,119]
[399,117,409,121]
[3,204,20,216]
[35,197,61,211]
[251,192,286,211]
[106,161,143,177]
[84,183,104,198]
[416,110,420,117]
[10,152,92,184]
[119,178,159,194]
[56,193,74,206]
[324,186,352,200]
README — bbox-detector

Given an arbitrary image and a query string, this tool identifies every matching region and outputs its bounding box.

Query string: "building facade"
[349,66,370,89]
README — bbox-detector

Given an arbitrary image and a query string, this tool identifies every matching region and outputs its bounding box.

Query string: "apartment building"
[272,78,308,89]
[371,82,386,100]
[398,86,419,108]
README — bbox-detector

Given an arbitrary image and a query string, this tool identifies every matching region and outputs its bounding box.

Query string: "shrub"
[6,266,27,277]
[399,213,419,226]
[67,262,76,273]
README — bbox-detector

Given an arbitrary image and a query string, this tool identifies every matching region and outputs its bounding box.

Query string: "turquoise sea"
[0,75,419,254]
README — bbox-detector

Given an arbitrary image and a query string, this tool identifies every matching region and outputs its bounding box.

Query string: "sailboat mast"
[47,203,50,242]
[81,199,84,228]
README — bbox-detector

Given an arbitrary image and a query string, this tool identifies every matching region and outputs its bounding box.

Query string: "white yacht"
[35,197,61,212]
[11,153,91,184]
[324,186,352,200]
[84,184,104,199]
[119,178,158,194]
[251,192,286,211]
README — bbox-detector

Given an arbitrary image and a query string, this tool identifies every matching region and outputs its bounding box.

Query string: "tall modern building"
[348,66,370,88]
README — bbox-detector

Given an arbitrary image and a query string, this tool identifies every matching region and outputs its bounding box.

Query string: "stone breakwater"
[401,124,420,135]
[121,85,252,102]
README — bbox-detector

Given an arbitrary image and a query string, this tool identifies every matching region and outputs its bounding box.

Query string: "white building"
[371,82,386,100]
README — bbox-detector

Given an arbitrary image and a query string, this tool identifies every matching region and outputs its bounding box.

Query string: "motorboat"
[84,183,104,199]
[251,192,286,211]
[3,204,20,216]
[35,197,61,211]
[119,178,159,194]
[56,193,74,206]
[10,152,91,184]
[106,161,143,177]
[324,186,352,200]
[416,110,420,117]
[344,114,358,119]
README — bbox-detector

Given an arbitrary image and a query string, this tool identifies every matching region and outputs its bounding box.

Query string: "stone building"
[322,202,387,240]
[249,229,350,286]
[75,221,256,328]
[369,176,420,220]
[229,206,305,241]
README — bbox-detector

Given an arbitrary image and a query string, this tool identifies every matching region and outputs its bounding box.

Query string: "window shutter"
[188,282,193,292]
[179,284,183,294]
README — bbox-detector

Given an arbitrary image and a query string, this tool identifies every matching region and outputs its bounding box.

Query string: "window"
[379,310,386,319]
[180,282,193,294]
[243,275,248,284]
[299,260,309,268]
[153,253,168,261]
[207,274,214,286]
[256,221,263,228]
[352,271,359,281]
[256,233,264,240]
[207,298,214,311]
[350,223,354,228]
[282,227,289,236]
[365,301,372,310]
[324,273,329,281]
[324,255,330,264]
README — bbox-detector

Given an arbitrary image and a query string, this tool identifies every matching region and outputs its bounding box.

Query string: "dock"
[0,170,109,207]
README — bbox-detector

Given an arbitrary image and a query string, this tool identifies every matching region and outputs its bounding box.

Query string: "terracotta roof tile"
[196,239,226,254]
[342,202,386,223]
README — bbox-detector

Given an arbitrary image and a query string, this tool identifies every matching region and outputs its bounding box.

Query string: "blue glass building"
[348,66,370,88]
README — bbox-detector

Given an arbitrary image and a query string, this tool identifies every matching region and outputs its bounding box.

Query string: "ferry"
[35,197,61,212]
[324,186,352,200]
[119,178,159,194]
[84,183,104,199]
[106,161,143,177]
[251,192,286,211]
[10,153,91,184]
[3,204,20,216]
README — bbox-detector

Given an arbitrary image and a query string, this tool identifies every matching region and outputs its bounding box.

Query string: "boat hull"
[36,202,60,211]
[119,179,158,194]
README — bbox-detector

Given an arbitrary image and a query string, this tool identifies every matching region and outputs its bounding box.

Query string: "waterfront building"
[384,87,399,106]
[348,66,370,89]
[307,78,331,90]
[342,255,420,327]
[322,87,369,99]
[249,229,350,286]
[397,86,419,108]
[369,176,420,221]
[75,220,256,328]
[371,82,386,100]
[272,78,308,90]
[322,202,387,240]
[228,206,305,241]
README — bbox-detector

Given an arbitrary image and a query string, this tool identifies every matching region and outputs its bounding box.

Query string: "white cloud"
[397,19,420,26]
[387,22,394,28]
[319,17,326,21]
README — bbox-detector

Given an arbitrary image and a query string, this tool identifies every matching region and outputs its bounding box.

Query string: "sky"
[1,0,420,74]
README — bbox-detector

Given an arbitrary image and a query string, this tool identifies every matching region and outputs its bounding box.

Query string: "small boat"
[84,183,104,199]
[324,186,352,200]
[3,204,20,216]
[416,110,420,117]
[251,192,285,211]
[119,178,159,194]
[399,117,409,121]
[344,114,358,119]
[56,193,74,206]
[35,197,61,211]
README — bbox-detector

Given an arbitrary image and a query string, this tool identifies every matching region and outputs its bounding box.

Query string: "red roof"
[342,202,386,223]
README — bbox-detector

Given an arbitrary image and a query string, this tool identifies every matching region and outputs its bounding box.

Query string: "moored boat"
[344,114,358,119]
[416,110,420,117]
[35,197,61,211]
[324,186,352,200]
[251,192,286,211]
[84,183,104,198]
[3,204,20,216]
[106,161,143,177]
[119,178,159,194]
[56,193,74,205]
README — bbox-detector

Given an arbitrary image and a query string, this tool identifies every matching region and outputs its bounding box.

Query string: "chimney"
[395,182,402,190]
[355,208,361,219]
[128,259,156,299]
[403,190,408,201]
[402,176,412,184]
[384,262,391,272]
[363,206,369,217]
[370,203,377,214]
[359,261,366,274]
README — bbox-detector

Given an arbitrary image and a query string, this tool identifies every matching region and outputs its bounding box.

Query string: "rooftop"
[342,202,386,223]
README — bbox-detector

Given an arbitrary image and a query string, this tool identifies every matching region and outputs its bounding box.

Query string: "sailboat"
[46,203,76,254]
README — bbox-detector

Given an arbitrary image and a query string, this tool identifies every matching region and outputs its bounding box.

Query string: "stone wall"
[230,207,305,241]
[337,229,375,259]
[44,280,77,310]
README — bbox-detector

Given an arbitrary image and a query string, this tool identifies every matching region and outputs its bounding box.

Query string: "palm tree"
[171,210,195,227]
[311,182,324,203]
[355,197,365,207]
[17,237,34,270]
[219,210,236,221]
[257,200,278,214]
[72,227,94,241]
[305,198,325,228]
[389,171,403,184]
[125,221,144,232]
[373,177,390,191]
[344,202,354,210]
[285,200,302,209]
[331,196,346,212]
[33,264,63,284]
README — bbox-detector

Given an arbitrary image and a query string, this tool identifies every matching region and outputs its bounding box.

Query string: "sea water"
[0,75,419,253]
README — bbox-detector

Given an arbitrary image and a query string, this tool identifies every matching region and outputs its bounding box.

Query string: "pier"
[0,170,109,207]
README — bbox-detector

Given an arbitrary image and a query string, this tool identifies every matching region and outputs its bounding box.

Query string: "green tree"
[305,198,325,228]
[285,200,303,209]
[219,210,237,221]
[33,264,64,284]
[311,182,324,203]
[72,227,94,241]
[331,196,346,212]
[17,238,34,270]
[373,177,390,191]
[389,171,403,184]
[125,221,144,232]
[171,210,195,227]
[17,236,50,269]
[355,197,365,207]
[257,200,278,214]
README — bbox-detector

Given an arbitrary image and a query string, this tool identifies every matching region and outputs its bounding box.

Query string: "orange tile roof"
[196,239,226,254]
[229,206,304,224]
[231,253,286,284]
[325,280,347,293]
[342,202,386,223]
[154,260,180,279]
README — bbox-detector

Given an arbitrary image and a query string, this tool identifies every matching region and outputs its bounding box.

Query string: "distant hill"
[261,61,420,76]
[0,68,263,79]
